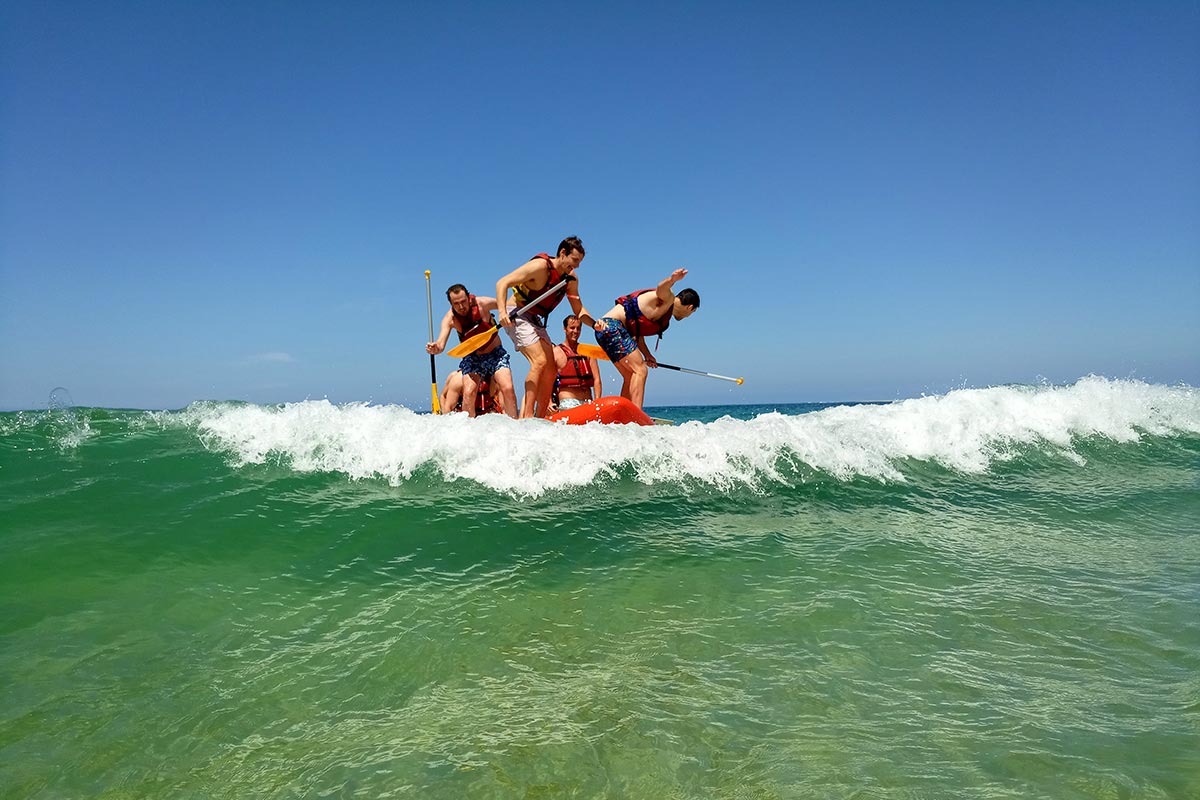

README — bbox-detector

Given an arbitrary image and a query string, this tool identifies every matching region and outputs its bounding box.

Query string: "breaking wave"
[170,376,1199,497]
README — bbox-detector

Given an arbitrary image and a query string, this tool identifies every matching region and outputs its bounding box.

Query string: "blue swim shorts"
[594,317,638,363]
[459,345,511,380]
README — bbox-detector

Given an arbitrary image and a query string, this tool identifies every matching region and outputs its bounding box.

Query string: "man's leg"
[462,374,481,418]
[531,339,559,418]
[594,319,647,406]
[507,315,554,419]
[616,352,650,408]
[517,342,552,419]
[492,368,518,419]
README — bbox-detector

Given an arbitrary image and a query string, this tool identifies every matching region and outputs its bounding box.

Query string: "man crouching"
[593,268,698,409]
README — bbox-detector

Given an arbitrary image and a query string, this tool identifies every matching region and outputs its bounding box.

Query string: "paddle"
[424,270,441,414]
[446,277,570,358]
[576,343,744,385]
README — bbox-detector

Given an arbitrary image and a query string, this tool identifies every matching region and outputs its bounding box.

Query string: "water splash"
[48,387,75,411]
[176,377,1200,497]
[40,386,94,450]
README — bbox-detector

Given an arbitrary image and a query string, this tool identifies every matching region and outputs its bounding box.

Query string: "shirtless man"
[495,237,599,418]
[426,284,518,418]
[593,268,699,409]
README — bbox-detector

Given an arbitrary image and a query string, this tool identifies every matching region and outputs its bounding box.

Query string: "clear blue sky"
[2,0,1197,410]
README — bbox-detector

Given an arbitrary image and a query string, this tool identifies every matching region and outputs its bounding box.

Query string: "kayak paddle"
[424,271,441,413]
[576,343,744,385]
[446,277,570,358]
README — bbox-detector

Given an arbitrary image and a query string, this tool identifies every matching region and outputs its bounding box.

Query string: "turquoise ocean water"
[2,376,1198,798]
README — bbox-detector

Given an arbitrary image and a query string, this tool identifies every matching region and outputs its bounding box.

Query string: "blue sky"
[2,0,1197,410]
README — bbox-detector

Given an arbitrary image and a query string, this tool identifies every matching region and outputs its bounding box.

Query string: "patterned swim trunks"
[594,317,637,363]
[459,345,511,380]
[557,397,586,410]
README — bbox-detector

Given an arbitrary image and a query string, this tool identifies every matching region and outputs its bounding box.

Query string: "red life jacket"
[512,253,575,326]
[477,380,498,414]
[453,294,498,348]
[617,289,671,341]
[555,343,594,389]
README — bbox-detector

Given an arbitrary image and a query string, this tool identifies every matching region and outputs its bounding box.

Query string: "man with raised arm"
[495,236,599,419]
[593,268,699,409]
[426,284,518,418]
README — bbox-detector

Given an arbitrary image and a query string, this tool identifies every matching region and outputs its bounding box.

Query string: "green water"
[2,393,1198,798]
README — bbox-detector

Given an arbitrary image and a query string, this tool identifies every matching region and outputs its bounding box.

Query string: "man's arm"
[425,310,455,355]
[564,276,598,329]
[650,268,689,316]
[636,336,657,368]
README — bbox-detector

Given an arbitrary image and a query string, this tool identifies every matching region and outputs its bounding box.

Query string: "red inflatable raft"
[548,396,654,426]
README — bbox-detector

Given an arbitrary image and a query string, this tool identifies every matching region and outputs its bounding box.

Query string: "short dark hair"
[562,314,580,329]
[557,236,585,258]
[445,283,468,300]
[677,288,700,309]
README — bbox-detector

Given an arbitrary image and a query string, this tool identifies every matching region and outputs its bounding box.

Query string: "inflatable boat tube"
[548,396,654,426]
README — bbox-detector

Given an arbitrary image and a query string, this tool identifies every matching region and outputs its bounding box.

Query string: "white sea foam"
[0,408,95,451]
[181,377,1200,496]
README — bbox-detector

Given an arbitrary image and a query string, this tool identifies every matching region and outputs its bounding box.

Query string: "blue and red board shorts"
[459,344,511,380]
[594,317,638,363]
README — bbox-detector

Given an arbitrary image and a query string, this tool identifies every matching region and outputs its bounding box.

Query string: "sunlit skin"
[440,370,508,416]
[599,268,697,409]
[495,246,600,419]
[426,289,517,418]
[551,316,603,410]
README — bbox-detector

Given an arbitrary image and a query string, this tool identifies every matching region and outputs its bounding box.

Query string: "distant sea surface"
[2,377,1198,798]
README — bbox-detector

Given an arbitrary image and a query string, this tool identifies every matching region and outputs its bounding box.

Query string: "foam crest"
[0,408,95,451]
[779,375,1199,480]
[184,400,704,495]
[180,377,1199,496]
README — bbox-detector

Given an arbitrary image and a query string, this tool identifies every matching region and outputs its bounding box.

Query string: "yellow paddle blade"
[447,326,499,358]
[576,343,609,361]
[431,382,441,414]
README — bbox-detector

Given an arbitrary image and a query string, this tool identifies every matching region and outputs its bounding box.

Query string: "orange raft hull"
[547,396,654,426]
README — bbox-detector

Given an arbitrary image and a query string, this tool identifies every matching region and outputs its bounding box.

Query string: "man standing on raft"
[426,284,518,418]
[595,268,699,409]
[496,237,599,419]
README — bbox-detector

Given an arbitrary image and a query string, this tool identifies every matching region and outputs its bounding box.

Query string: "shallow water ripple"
[2,393,1199,797]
